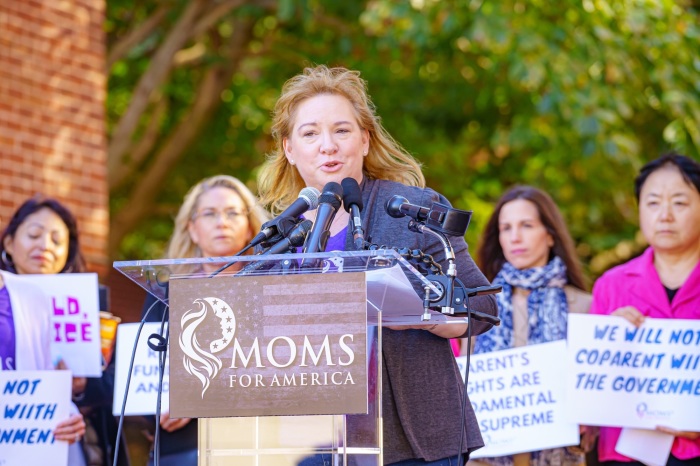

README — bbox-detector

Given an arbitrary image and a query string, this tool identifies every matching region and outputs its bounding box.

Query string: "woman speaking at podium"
[257,65,499,465]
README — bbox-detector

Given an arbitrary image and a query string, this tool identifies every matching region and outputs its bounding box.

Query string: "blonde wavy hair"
[166,175,268,259]
[258,65,425,214]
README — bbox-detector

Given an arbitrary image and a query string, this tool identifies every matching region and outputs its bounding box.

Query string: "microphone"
[341,178,365,250]
[385,195,430,221]
[387,195,471,236]
[301,182,343,267]
[238,220,313,275]
[249,187,320,248]
[262,220,312,255]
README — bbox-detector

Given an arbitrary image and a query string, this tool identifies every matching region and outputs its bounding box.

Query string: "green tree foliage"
[107,0,700,279]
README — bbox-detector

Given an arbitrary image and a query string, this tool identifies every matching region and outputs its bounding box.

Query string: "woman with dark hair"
[590,153,700,466]
[472,185,592,466]
[1,196,86,274]
[1,196,129,466]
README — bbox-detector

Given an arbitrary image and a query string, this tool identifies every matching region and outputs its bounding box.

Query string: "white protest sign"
[25,273,102,377]
[0,371,71,466]
[567,314,700,430]
[457,340,579,457]
[113,322,169,416]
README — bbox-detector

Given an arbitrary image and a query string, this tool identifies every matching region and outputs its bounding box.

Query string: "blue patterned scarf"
[474,256,569,353]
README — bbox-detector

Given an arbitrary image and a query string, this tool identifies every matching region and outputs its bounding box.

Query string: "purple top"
[0,286,15,370]
[324,226,348,252]
[295,225,348,254]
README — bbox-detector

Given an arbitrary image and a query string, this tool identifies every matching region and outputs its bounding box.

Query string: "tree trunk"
[108,18,255,255]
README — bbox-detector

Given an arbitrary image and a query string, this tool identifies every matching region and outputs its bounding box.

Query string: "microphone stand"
[210,218,308,278]
[407,219,502,325]
[208,244,254,277]
[407,219,456,318]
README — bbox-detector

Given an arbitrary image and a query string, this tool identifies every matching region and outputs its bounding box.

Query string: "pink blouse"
[590,247,700,461]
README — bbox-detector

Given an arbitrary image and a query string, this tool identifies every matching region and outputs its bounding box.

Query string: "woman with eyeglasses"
[141,174,268,466]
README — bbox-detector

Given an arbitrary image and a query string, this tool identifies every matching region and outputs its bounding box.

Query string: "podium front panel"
[199,324,383,466]
[168,272,369,419]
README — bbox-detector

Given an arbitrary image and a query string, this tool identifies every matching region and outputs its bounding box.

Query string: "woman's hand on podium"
[159,411,192,432]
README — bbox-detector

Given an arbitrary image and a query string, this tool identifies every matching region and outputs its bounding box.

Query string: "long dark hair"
[0,196,86,274]
[478,185,587,291]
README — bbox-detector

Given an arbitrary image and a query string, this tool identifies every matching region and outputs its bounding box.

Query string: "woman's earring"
[290,159,295,166]
[1,250,13,268]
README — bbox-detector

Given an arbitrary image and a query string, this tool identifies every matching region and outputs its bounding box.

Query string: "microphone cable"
[112,297,163,466]
[455,277,492,465]
[455,276,478,466]
[150,305,170,466]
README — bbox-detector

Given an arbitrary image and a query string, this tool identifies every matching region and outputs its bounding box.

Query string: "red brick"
[0,0,107,275]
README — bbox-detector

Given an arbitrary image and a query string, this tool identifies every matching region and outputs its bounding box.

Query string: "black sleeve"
[141,288,169,324]
[74,356,116,409]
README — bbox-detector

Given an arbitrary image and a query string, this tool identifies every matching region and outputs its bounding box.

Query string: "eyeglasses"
[193,209,248,224]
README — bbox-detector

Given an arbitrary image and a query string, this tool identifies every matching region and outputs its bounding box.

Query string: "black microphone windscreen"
[341,178,363,212]
[292,219,313,245]
[319,182,343,209]
[324,181,343,196]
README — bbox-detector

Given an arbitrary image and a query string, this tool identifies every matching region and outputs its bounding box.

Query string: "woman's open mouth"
[321,161,343,172]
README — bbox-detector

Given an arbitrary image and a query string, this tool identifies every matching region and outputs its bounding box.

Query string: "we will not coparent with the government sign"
[567,314,700,431]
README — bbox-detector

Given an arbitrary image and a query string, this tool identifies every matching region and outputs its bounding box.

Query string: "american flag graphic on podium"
[168,271,368,418]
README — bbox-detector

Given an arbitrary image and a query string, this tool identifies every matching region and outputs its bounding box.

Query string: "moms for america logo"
[179,297,236,398]
[169,272,368,418]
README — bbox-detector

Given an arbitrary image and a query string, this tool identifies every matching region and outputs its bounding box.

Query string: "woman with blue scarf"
[472,186,593,466]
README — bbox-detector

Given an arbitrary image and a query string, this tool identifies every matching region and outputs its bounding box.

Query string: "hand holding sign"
[159,412,193,433]
[655,425,700,440]
[612,306,646,328]
[52,413,85,444]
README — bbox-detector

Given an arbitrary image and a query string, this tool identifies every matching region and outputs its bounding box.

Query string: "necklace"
[329,210,350,236]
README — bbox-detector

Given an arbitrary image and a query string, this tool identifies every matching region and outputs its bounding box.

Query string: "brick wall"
[0,0,109,275]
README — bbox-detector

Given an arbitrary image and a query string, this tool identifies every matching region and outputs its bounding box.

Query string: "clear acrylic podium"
[114,250,471,466]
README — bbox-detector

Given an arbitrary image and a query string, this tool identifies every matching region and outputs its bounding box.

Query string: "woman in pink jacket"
[590,152,700,466]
